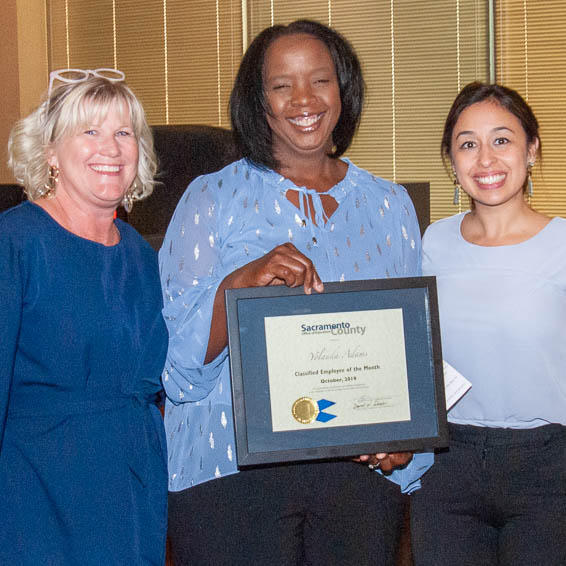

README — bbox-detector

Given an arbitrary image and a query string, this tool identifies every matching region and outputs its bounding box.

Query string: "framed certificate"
[225,277,447,467]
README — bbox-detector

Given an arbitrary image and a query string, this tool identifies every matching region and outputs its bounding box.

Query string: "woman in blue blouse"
[0,72,168,564]
[161,20,431,565]
[410,83,566,565]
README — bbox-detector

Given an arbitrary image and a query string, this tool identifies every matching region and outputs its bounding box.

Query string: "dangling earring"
[527,161,534,197]
[122,182,136,213]
[452,169,461,206]
[43,165,59,196]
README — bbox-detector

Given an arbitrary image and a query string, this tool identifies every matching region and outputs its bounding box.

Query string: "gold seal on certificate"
[292,397,319,424]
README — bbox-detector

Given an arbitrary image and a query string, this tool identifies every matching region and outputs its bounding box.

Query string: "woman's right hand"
[228,243,324,294]
[205,244,323,363]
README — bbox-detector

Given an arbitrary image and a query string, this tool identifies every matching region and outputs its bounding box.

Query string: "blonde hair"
[8,76,157,202]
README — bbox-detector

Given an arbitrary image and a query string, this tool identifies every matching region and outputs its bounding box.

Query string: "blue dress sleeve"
[0,219,23,453]
[376,452,434,494]
[159,176,229,404]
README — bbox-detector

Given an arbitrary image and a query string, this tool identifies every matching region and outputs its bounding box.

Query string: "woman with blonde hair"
[0,70,168,565]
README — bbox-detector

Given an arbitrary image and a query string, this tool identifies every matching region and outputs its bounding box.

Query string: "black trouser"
[168,459,406,566]
[411,423,566,566]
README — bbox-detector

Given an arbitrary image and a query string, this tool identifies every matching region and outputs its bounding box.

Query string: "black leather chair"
[127,125,240,249]
[0,184,25,213]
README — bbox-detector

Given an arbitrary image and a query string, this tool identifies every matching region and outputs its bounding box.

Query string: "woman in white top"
[410,82,566,566]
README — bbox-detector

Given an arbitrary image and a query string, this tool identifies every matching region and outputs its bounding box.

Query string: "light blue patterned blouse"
[159,158,433,493]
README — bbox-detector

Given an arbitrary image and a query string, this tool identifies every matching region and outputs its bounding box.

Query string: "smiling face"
[48,98,139,212]
[263,33,342,166]
[451,99,539,209]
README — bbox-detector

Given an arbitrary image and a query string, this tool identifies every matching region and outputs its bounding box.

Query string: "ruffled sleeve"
[159,176,231,404]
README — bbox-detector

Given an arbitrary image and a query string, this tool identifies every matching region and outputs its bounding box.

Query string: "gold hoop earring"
[122,182,136,213]
[44,165,59,196]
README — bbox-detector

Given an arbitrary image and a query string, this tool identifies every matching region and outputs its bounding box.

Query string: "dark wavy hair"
[230,19,365,170]
[441,81,541,166]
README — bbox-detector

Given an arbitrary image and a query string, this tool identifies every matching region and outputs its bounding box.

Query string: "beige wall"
[0,0,20,184]
[0,0,48,184]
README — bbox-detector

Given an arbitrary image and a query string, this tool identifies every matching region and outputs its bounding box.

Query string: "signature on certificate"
[352,395,392,410]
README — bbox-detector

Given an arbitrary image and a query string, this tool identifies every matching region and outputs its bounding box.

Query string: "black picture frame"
[225,277,447,467]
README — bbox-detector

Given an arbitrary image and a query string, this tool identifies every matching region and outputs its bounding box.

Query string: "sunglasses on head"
[48,68,126,98]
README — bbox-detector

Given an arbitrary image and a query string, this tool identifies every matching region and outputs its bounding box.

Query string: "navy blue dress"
[0,202,168,565]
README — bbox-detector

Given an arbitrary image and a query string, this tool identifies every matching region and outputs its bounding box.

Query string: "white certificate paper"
[264,309,411,432]
[443,361,472,410]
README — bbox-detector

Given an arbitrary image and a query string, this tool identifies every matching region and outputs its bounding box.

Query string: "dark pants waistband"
[448,422,565,446]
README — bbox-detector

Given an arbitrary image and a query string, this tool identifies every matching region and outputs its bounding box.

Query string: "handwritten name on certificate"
[264,309,411,432]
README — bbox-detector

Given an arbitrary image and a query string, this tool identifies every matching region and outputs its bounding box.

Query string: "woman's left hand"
[355,452,413,473]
